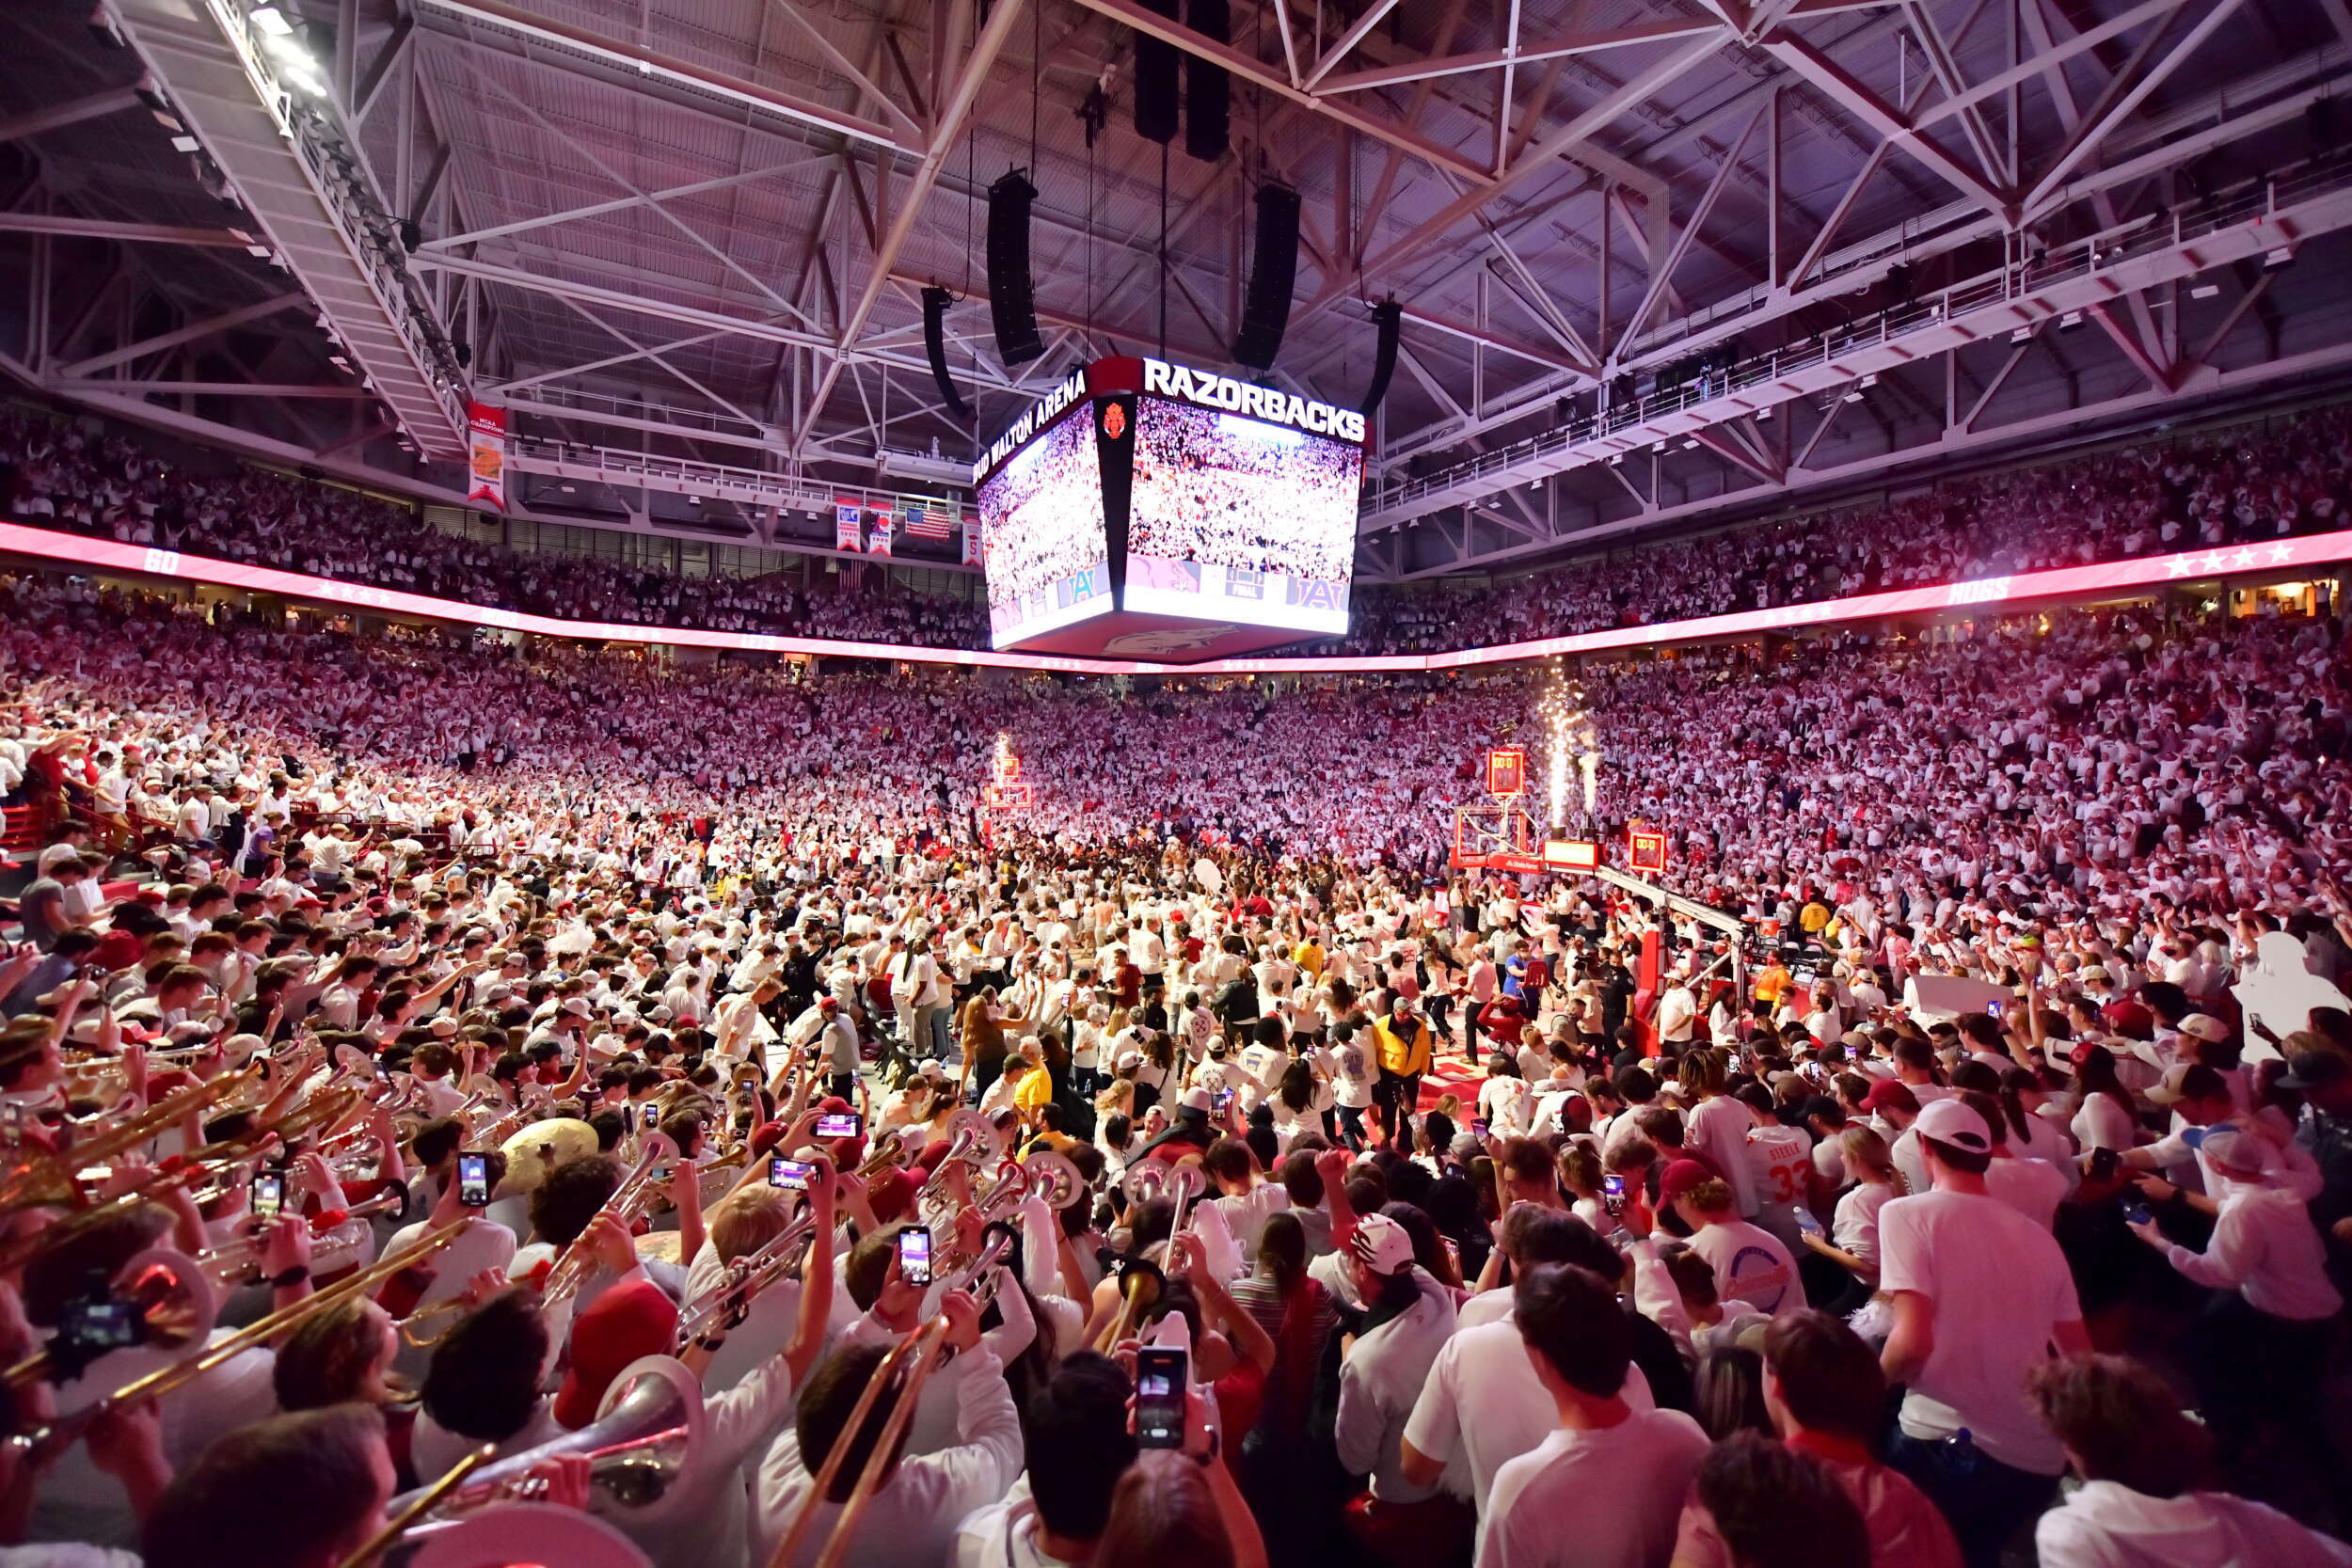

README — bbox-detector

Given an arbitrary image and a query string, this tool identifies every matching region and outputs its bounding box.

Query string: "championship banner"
[834,504,864,552]
[465,403,507,511]
[961,521,983,566]
[867,509,894,558]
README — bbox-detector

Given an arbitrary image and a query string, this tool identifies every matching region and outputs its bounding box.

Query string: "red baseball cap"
[1860,1079,1920,1116]
[552,1280,676,1430]
[1658,1159,1714,1210]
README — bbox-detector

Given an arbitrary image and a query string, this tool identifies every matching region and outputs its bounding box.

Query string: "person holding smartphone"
[751,1288,1016,1568]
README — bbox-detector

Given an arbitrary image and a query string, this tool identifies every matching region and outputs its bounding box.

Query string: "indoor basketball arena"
[0,0,2348,1565]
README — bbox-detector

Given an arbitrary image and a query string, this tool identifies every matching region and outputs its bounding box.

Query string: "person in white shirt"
[752,1291,1020,1568]
[950,1353,1136,1568]
[1476,1261,1710,1568]
[2123,1126,2344,1484]
[1879,1097,2090,1568]
[1661,1161,1804,1319]
[1332,1212,1458,1540]
[2026,1352,2352,1568]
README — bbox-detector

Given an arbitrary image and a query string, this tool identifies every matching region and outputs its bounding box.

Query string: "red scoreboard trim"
[1,522,2339,677]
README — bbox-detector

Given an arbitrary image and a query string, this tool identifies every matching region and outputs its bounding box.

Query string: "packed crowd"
[1333,404,2352,655]
[978,413,1111,634]
[0,410,988,649]
[8,399,2348,660]
[0,559,2347,1568]
[1128,405,1360,586]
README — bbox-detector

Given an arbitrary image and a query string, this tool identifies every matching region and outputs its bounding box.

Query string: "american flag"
[902,499,954,540]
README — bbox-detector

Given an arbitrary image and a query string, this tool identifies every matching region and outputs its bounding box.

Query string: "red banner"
[465,403,507,512]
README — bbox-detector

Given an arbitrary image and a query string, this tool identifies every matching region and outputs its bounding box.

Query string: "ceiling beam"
[59,293,308,379]
[1312,17,1725,96]
[0,87,144,145]
[1060,0,1494,186]
[408,0,913,151]
[0,213,252,248]
[1757,31,2013,221]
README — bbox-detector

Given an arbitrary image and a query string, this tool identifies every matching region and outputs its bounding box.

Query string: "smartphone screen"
[770,1157,814,1192]
[641,1102,662,1130]
[2122,1200,2153,1226]
[1602,1174,1626,1216]
[896,1227,933,1287]
[1795,1208,1824,1236]
[1135,1346,1187,1449]
[814,1112,864,1139]
[249,1172,286,1222]
[1212,1087,1232,1115]
[1986,999,2004,1018]
[63,1296,142,1354]
[1470,1117,1490,1141]
[457,1153,490,1208]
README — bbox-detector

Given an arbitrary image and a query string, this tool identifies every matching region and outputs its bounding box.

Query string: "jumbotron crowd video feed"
[975,400,1112,647]
[1123,398,1360,635]
[972,356,1367,658]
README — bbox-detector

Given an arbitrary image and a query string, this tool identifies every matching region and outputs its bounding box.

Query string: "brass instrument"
[0,1066,262,1211]
[771,1232,1014,1568]
[496,1117,598,1196]
[193,1190,407,1290]
[914,1110,995,1224]
[1089,1256,1166,1354]
[1021,1148,1086,1210]
[342,1354,707,1568]
[539,1137,675,1307]
[2,1248,216,1390]
[8,1220,469,1465]
[854,1138,906,1183]
[670,1211,822,1352]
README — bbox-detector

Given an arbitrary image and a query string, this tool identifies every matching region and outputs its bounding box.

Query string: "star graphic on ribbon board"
[2164,555,2193,578]
[2233,547,2258,569]
[2267,541,2296,564]
[2233,931,2352,1065]
[2201,551,2230,573]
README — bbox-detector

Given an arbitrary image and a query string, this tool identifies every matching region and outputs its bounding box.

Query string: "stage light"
[2058,309,2085,331]
[2189,282,2220,299]
[247,3,294,35]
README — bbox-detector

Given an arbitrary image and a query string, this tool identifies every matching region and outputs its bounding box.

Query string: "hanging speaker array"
[921,286,973,423]
[1127,0,1226,160]
[1133,0,1181,145]
[986,171,1044,368]
[1360,299,1402,419]
[1231,183,1299,371]
[1184,0,1229,162]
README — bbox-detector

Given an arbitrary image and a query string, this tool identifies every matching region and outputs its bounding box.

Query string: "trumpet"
[1021,1148,1086,1210]
[9,1221,469,1466]
[671,1209,821,1352]
[915,1111,996,1222]
[540,1137,675,1307]
[193,1190,407,1290]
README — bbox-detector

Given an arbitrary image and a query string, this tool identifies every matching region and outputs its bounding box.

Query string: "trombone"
[0,1066,262,1212]
[765,1229,1013,1568]
[7,1220,469,1466]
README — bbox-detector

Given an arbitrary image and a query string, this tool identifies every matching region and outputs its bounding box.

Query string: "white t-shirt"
[1476,1411,1710,1568]
[1684,1218,1804,1318]
[1878,1188,2083,1474]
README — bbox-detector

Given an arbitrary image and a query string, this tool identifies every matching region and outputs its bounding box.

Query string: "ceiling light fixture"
[246,3,294,36]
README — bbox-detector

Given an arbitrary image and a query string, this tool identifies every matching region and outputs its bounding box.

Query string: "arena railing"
[1,519,2345,679]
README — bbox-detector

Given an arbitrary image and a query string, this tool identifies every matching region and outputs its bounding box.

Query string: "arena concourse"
[4,1,2352,1565]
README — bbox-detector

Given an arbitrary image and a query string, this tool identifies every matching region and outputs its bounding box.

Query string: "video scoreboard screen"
[970,356,1365,657]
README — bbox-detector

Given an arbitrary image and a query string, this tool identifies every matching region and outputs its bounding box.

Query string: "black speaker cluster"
[1131,0,1228,161]
[1232,184,1300,370]
[986,171,1045,368]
